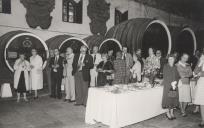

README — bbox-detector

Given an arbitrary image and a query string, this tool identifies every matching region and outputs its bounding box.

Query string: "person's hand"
[171,81,177,90]
[97,68,103,72]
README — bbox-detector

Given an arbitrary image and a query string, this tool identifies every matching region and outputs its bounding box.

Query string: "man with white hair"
[72,45,94,106]
[90,46,102,87]
[63,47,75,102]
[122,46,133,84]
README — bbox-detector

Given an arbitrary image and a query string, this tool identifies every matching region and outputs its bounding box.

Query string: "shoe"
[181,113,187,117]
[165,114,173,120]
[64,99,69,102]
[17,98,20,103]
[24,98,28,102]
[172,116,176,120]
[34,96,38,100]
[193,111,199,114]
[69,100,75,103]
[198,123,204,127]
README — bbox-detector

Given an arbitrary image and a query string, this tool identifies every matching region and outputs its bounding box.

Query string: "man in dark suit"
[72,45,94,106]
[49,49,64,99]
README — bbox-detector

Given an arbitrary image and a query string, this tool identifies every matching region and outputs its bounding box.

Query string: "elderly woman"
[194,53,204,127]
[14,52,30,102]
[176,53,193,117]
[162,55,180,120]
[97,53,114,86]
[30,48,43,99]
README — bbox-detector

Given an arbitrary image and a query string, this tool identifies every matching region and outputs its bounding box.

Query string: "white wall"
[0,0,203,41]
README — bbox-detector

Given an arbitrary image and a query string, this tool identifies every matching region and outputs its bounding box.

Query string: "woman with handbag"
[97,53,114,86]
[194,53,204,127]
[162,55,180,120]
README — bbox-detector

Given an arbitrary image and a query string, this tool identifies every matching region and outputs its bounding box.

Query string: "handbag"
[168,87,177,98]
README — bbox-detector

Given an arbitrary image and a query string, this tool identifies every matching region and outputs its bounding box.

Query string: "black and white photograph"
[0,0,204,128]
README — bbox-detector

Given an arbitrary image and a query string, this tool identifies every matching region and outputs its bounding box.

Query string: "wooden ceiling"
[134,0,204,21]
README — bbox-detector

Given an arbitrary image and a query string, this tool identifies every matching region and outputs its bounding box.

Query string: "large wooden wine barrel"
[169,26,197,56]
[105,18,171,57]
[0,30,48,85]
[46,35,88,53]
[83,35,105,50]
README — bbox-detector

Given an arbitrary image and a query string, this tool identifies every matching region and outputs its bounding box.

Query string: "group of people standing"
[14,49,43,102]
[13,43,204,126]
[161,51,204,127]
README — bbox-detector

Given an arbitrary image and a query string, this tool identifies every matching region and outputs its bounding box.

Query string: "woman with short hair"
[97,53,114,86]
[162,55,180,120]
[176,53,193,117]
[14,52,30,102]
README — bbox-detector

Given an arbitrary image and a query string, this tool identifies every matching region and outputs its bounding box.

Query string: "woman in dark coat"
[97,53,114,86]
[162,55,180,120]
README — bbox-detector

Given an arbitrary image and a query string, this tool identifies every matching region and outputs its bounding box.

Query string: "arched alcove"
[46,35,88,54]
[1,31,48,72]
[175,28,197,56]
[99,38,122,55]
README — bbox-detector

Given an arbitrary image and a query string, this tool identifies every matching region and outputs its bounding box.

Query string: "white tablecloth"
[85,86,166,128]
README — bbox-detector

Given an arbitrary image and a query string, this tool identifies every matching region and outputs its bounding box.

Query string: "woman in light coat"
[14,53,30,102]
[194,53,204,127]
[30,48,43,99]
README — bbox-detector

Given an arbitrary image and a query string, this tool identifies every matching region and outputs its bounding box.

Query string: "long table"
[85,86,166,128]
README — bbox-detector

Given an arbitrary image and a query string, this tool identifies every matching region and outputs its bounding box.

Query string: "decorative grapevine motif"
[87,0,110,36]
[20,0,55,29]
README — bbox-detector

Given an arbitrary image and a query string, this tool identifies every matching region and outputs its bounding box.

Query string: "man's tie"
[94,54,96,63]
[54,56,58,65]
[123,54,126,60]
[79,55,83,64]
[78,55,83,70]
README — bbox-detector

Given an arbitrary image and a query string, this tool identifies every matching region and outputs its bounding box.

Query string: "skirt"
[16,72,27,93]
[194,77,204,105]
[178,80,192,102]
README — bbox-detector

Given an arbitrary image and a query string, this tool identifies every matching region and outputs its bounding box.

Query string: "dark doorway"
[60,39,86,53]
[175,30,194,56]
[99,39,121,57]
[142,23,169,58]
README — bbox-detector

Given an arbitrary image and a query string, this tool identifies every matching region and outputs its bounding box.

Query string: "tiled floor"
[0,96,201,128]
